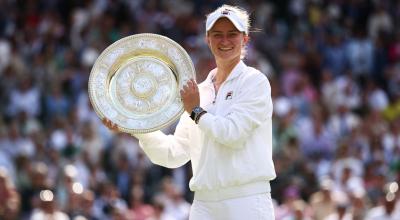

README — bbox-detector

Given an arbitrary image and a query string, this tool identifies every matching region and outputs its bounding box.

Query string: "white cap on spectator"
[206,5,249,34]
[274,97,292,117]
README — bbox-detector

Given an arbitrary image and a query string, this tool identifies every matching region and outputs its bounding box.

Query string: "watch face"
[193,107,203,114]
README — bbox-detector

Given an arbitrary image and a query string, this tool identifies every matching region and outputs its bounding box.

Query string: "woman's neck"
[214,58,240,85]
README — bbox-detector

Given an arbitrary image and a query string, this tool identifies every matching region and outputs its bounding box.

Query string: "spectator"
[30,189,69,220]
[365,182,400,220]
[126,185,154,220]
[0,167,20,220]
[309,178,336,220]
[6,75,41,118]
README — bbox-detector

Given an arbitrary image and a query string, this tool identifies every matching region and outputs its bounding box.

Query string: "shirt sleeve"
[132,115,191,168]
[197,73,272,148]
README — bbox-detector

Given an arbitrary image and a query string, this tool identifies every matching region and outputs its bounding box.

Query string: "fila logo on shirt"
[225,91,233,100]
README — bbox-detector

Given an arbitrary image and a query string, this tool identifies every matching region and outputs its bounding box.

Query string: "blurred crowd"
[0,0,400,219]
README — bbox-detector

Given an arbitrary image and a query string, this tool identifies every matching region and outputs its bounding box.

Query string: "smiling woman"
[103,4,276,220]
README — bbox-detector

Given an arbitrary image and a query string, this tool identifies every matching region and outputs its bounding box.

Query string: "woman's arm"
[133,115,192,168]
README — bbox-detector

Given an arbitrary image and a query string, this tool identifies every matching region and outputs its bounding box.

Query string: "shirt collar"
[205,60,246,84]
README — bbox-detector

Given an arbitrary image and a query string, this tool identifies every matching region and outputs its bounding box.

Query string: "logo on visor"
[222,9,232,15]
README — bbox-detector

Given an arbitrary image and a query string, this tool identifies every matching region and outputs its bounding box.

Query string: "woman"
[104,4,276,219]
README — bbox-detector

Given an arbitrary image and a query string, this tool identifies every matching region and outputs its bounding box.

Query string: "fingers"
[102,118,119,132]
[181,79,197,93]
[187,80,194,90]
[182,84,189,92]
[102,118,110,128]
[180,82,189,97]
[111,123,118,132]
[179,79,200,113]
[188,79,198,91]
[102,118,111,128]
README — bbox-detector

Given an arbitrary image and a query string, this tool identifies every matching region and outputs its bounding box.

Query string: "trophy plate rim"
[88,33,195,134]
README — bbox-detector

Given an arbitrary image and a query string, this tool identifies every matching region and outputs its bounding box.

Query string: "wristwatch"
[190,106,206,123]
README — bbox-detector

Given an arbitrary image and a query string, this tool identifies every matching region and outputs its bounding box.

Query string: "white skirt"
[189,192,275,220]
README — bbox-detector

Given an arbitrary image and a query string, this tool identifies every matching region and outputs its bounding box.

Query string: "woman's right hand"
[102,118,120,133]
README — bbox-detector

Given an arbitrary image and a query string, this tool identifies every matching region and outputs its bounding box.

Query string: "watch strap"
[190,110,196,121]
[190,106,206,122]
[195,110,207,124]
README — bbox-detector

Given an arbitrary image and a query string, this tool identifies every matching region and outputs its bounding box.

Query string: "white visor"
[206,7,248,34]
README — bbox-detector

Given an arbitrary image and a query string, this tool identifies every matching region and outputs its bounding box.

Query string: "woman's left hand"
[180,79,200,113]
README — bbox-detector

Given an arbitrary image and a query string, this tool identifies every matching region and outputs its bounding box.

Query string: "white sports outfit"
[135,60,276,219]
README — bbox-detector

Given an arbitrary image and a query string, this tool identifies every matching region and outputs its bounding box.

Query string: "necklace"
[212,76,218,104]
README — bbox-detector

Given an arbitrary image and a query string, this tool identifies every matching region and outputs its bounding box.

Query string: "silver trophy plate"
[88,33,195,134]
